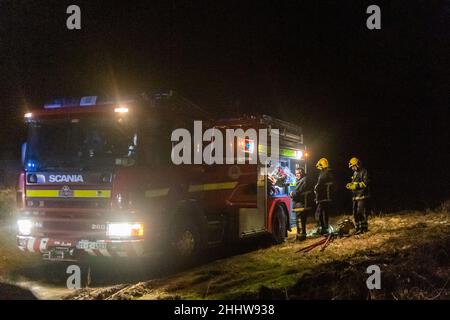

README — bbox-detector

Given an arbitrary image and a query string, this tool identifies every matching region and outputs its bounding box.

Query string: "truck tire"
[272,204,287,244]
[169,218,201,260]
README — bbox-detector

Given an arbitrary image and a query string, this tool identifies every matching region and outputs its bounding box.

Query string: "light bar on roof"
[44,101,63,109]
[79,96,97,106]
[44,96,98,109]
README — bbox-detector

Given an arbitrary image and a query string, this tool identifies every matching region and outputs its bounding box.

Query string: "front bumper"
[17,236,145,260]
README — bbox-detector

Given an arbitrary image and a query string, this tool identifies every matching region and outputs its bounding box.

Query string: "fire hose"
[295,219,355,253]
[296,233,335,253]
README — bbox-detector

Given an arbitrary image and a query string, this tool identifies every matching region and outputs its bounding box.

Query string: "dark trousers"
[295,211,307,235]
[315,202,331,231]
[353,199,369,231]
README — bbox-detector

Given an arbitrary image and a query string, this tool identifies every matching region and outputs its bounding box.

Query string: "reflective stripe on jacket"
[351,167,370,201]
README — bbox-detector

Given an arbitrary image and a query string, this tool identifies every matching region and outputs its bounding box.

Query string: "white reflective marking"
[27,238,36,252]
[39,238,49,252]
[99,249,110,257]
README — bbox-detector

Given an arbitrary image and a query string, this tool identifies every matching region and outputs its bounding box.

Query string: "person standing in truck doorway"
[314,158,335,235]
[290,167,310,241]
[346,157,371,234]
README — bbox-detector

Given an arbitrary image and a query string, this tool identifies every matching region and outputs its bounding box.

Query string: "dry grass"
[436,200,450,214]
[64,209,450,300]
[0,188,41,279]
[0,225,41,279]
[1,189,448,300]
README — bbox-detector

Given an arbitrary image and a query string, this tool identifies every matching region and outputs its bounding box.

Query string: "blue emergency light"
[44,96,98,109]
[25,160,38,172]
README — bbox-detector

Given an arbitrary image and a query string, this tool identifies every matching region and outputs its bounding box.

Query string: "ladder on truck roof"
[212,114,303,145]
[260,115,303,145]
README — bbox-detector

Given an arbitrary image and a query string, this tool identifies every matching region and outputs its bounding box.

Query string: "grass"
[0,188,449,300]
[0,224,41,278]
[65,209,450,300]
[155,211,449,300]
[0,188,41,279]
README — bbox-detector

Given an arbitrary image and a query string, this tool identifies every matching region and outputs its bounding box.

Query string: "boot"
[295,233,307,241]
[354,221,362,234]
[360,222,368,233]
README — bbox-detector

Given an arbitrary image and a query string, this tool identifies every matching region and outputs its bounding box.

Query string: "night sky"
[0,0,449,210]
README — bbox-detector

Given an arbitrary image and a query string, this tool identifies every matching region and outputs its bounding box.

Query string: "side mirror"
[21,142,27,166]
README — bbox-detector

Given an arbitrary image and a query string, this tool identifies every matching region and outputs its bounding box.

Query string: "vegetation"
[0,188,41,279]
[0,189,448,300]
[67,210,450,300]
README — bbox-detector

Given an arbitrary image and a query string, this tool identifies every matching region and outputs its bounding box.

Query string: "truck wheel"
[272,205,287,244]
[169,218,200,259]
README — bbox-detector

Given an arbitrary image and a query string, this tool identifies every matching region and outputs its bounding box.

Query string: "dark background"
[0,0,448,211]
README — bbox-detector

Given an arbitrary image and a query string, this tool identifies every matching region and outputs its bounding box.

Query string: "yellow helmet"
[316,158,329,170]
[348,157,361,168]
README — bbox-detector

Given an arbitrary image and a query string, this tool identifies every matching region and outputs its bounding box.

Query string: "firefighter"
[314,158,335,235]
[346,157,370,234]
[290,167,309,241]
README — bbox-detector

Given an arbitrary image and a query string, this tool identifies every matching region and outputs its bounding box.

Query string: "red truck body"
[16,93,307,261]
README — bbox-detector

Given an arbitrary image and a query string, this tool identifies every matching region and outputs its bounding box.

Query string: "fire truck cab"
[16,92,307,261]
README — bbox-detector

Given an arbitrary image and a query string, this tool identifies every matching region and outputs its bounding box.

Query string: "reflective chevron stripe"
[17,237,144,257]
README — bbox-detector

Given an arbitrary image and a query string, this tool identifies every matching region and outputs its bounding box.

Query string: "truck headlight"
[107,223,144,237]
[18,219,32,236]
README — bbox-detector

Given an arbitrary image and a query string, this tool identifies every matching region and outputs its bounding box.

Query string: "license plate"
[76,240,107,250]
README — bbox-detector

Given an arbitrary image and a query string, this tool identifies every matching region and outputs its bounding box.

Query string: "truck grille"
[26,199,109,210]
[42,220,106,238]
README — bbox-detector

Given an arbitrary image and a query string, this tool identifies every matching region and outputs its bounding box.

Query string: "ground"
[1,191,449,300]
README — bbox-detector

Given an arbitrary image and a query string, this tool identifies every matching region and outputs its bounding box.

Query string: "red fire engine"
[16,92,307,261]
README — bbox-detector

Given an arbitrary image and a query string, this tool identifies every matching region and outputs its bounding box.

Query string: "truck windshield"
[25,117,137,171]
